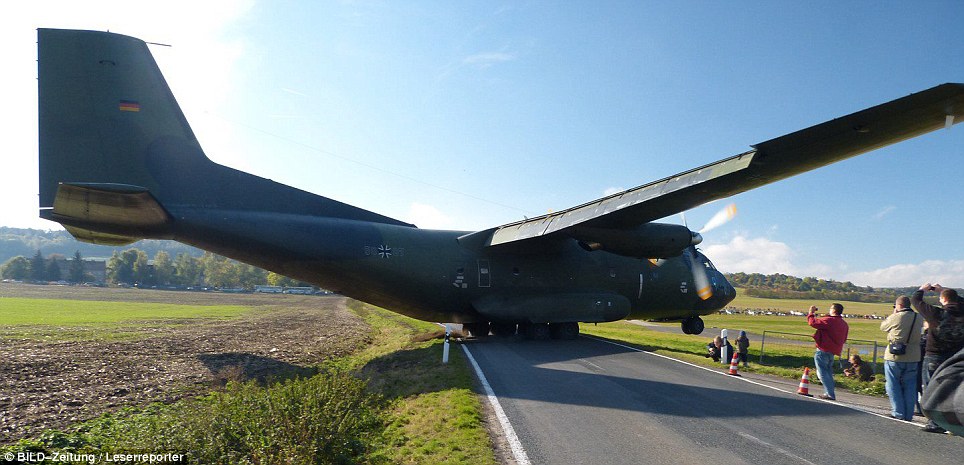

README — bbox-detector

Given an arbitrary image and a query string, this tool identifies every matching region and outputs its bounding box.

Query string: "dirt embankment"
[0,284,370,444]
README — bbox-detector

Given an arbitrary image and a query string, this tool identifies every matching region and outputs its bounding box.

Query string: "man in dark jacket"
[920,345,964,435]
[911,283,964,433]
[705,336,733,363]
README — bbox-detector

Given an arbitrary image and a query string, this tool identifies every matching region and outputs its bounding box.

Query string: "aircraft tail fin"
[38,28,412,242]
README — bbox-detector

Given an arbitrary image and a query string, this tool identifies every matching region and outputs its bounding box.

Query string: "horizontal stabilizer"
[63,225,140,246]
[41,183,172,244]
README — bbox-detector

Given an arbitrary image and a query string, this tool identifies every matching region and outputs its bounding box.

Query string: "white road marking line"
[738,432,818,465]
[581,334,922,428]
[583,360,606,372]
[461,344,532,465]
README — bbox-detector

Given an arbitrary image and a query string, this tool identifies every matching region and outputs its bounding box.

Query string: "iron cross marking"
[377,245,392,258]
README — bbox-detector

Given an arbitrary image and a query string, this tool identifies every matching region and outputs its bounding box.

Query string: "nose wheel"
[681,316,704,335]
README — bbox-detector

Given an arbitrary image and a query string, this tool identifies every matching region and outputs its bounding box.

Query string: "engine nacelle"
[571,222,699,258]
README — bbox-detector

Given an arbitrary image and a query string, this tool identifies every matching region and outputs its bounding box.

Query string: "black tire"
[463,321,490,338]
[522,323,551,340]
[549,322,580,340]
[681,317,705,335]
[490,322,518,337]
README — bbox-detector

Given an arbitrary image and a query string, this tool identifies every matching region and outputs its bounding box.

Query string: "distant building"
[52,258,107,283]
[254,285,283,293]
[284,286,315,295]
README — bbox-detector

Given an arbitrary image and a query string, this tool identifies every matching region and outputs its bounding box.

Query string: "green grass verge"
[349,301,495,465]
[582,320,886,397]
[1,301,495,465]
[0,297,251,341]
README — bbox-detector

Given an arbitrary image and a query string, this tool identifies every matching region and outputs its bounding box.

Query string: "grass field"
[0,297,250,326]
[0,286,496,464]
[0,297,254,341]
[729,292,895,316]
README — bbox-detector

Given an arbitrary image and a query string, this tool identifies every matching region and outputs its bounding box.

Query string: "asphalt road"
[463,336,962,465]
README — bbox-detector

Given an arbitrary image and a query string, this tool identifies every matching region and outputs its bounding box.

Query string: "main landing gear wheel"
[681,317,705,335]
[490,322,518,337]
[549,322,580,340]
[522,322,551,340]
[463,321,490,338]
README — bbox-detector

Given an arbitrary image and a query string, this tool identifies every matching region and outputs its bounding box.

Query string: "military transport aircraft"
[36,29,964,339]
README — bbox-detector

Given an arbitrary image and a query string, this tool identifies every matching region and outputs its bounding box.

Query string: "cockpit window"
[699,253,717,271]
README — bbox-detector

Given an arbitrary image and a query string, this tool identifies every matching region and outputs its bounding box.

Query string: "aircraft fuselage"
[166,206,734,324]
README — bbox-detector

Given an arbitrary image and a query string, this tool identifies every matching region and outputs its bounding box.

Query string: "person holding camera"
[808,303,849,400]
[912,283,964,433]
[705,336,732,363]
[880,296,923,421]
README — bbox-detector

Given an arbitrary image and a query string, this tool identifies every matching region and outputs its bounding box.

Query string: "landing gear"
[549,322,580,340]
[521,322,551,340]
[463,321,490,338]
[520,322,580,340]
[490,322,518,337]
[681,316,705,335]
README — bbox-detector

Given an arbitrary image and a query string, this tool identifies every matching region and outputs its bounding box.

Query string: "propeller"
[685,203,737,300]
[686,246,714,301]
[699,203,737,234]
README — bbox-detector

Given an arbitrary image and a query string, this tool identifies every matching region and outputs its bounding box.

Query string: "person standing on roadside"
[916,321,928,415]
[912,283,964,433]
[808,303,849,400]
[880,296,923,421]
[736,331,750,367]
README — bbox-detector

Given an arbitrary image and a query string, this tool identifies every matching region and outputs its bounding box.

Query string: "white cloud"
[407,203,455,230]
[704,234,964,288]
[703,235,799,275]
[842,260,964,288]
[603,187,625,197]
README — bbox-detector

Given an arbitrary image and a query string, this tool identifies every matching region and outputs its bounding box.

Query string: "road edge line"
[581,334,921,427]
[460,344,532,465]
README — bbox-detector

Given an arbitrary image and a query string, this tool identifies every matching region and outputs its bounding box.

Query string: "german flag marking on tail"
[118,100,141,112]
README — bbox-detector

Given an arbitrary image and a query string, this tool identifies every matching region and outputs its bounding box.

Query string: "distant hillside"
[725,272,916,303]
[0,227,203,262]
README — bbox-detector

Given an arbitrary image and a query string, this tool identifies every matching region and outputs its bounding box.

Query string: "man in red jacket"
[808,303,850,400]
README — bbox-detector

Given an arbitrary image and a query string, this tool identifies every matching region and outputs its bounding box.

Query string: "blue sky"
[3,1,964,286]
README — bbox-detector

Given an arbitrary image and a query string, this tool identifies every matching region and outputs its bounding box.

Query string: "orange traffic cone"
[797,367,814,397]
[727,352,741,376]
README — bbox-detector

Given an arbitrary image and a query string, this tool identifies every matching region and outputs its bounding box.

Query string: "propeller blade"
[699,203,737,234]
[686,247,713,300]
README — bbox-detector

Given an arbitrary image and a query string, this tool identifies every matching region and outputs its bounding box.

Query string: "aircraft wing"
[461,83,964,248]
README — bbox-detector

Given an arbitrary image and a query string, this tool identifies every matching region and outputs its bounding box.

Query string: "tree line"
[725,272,915,303]
[0,251,88,283]
[1,249,311,289]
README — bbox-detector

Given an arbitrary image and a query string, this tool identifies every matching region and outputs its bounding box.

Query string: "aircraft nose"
[717,273,736,307]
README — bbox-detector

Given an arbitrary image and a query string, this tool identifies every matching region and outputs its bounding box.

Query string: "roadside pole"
[442,324,451,364]
[720,328,730,364]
